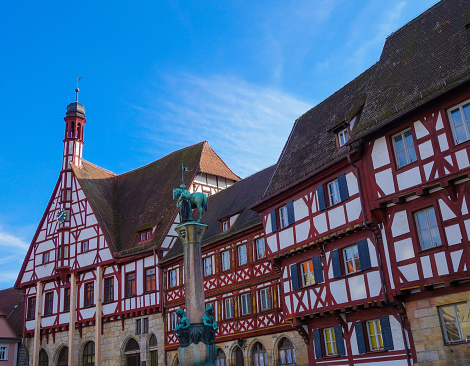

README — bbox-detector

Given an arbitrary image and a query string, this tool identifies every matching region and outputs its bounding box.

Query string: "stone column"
[68,273,77,366]
[32,282,43,366]
[95,266,103,365]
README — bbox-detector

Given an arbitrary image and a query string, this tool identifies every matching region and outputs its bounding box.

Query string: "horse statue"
[173,185,208,223]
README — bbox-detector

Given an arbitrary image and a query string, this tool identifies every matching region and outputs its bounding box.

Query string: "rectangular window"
[224,298,234,319]
[240,293,251,315]
[27,297,36,319]
[82,240,89,252]
[448,100,470,144]
[104,277,114,302]
[255,237,266,260]
[343,245,361,274]
[143,318,149,333]
[64,288,70,312]
[204,257,212,276]
[300,260,315,287]
[170,312,179,330]
[323,327,337,356]
[366,319,384,350]
[136,319,142,335]
[259,288,272,311]
[84,282,94,307]
[43,252,50,264]
[338,128,349,147]
[63,189,72,201]
[279,205,289,229]
[415,207,442,249]
[222,220,229,232]
[221,250,230,271]
[147,231,151,240]
[393,129,417,168]
[238,244,247,266]
[140,233,146,242]
[169,269,178,287]
[126,272,136,297]
[328,180,341,206]
[145,268,156,292]
[65,209,71,222]
[44,292,53,316]
[0,345,7,361]
[59,245,69,259]
[438,302,470,343]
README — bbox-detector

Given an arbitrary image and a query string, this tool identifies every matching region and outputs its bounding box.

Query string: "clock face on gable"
[56,208,68,224]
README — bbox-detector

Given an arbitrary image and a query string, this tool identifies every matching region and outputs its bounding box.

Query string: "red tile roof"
[0,287,25,337]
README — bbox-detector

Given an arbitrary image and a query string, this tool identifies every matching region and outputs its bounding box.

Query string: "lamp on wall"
[237,338,247,349]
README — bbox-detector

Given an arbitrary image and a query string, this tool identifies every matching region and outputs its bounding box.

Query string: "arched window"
[124,338,140,366]
[279,338,296,365]
[83,341,95,366]
[39,349,48,366]
[125,338,140,353]
[71,122,75,138]
[232,346,244,366]
[57,346,68,366]
[252,342,267,366]
[149,334,158,366]
[216,348,226,366]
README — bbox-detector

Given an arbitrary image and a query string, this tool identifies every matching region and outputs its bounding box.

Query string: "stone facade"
[406,290,470,366]
[166,330,308,366]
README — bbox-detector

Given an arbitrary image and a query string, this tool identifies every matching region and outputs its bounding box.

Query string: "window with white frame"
[327,179,341,206]
[414,207,442,250]
[221,250,230,271]
[255,237,266,260]
[43,252,50,264]
[300,260,315,286]
[222,220,229,232]
[323,328,337,356]
[448,100,470,144]
[392,129,417,168]
[204,257,212,276]
[82,240,89,252]
[279,205,289,229]
[338,128,349,147]
[343,244,360,274]
[170,312,179,330]
[238,244,247,266]
[259,288,272,311]
[140,233,146,241]
[240,293,251,315]
[438,302,470,343]
[169,269,178,287]
[366,319,384,350]
[147,231,151,240]
[0,345,8,361]
[224,298,234,319]
[279,338,296,366]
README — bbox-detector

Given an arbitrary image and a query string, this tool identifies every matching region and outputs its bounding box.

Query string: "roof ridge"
[201,141,241,180]
[80,160,117,176]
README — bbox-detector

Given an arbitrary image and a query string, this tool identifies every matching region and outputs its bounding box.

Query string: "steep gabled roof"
[162,165,276,263]
[200,142,240,181]
[0,287,24,337]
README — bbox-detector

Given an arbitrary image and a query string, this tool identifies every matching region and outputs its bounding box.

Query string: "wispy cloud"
[136,74,312,177]
[0,226,29,289]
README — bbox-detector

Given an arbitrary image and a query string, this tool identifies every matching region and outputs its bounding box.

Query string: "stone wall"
[406,290,470,366]
[166,330,308,366]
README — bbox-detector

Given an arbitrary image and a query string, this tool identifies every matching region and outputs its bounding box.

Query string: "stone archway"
[56,346,68,366]
[231,345,244,366]
[124,338,140,366]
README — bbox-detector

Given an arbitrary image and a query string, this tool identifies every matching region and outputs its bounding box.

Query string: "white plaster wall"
[372,137,390,169]
[375,169,395,195]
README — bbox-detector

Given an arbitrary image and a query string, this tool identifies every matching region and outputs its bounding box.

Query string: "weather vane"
[182,162,188,186]
[76,77,84,102]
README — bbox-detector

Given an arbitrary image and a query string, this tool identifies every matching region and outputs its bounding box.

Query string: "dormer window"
[139,229,152,243]
[222,219,229,232]
[338,128,349,147]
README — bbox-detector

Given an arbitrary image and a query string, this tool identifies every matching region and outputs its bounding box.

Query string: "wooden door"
[126,354,140,366]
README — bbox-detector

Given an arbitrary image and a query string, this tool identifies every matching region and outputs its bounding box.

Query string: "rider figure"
[178,184,193,222]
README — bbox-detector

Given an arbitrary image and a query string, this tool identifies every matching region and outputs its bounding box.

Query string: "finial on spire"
[76,77,84,102]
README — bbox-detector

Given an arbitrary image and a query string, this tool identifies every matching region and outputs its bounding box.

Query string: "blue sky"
[0,0,437,289]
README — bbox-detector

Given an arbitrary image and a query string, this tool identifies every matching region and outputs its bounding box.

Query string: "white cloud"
[0,228,29,249]
[0,226,29,289]
[137,74,312,177]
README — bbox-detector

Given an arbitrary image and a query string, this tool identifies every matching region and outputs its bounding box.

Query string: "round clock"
[56,208,68,223]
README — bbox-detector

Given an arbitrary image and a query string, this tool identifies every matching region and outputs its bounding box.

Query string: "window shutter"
[355,321,366,354]
[358,240,372,270]
[290,264,300,290]
[380,316,394,351]
[312,256,324,284]
[313,328,322,359]
[331,249,342,279]
[287,200,295,226]
[270,209,278,233]
[317,185,326,211]
[337,173,349,202]
[334,324,346,356]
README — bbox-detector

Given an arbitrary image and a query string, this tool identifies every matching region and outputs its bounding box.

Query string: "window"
[448,100,470,144]
[216,349,227,366]
[59,245,70,259]
[170,312,179,330]
[140,233,146,241]
[143,317,149,333]
[393,129,417,168]
[145,268,156,292]
[0,345,7,361]
[415,207,442,249]
[126,272,136,297]
[238,244,247,266]
[149,334,158,366]
[84,282,94,307]
[221,250,230,271]
[147,231,151,240]
[104,277,114,302]
[253,343,268,366]
[39,349,48,366]
[300,260,315,286]
[82,240,89,252]
[279,205,289,229]
[169,269,178,287]
[255,237,266,260]
[338,128,348,147]
[44,292,53,316]
[366,320,384,350]
[65,209,71,222]
[64,288,70,311]
[204,257,212,276]
[222,220,229,232]
[240,293,251,315]
[64,189,72,201]
[323,327,337,356]
[83,341,95,366]
[327,179,341,206]
[43,252,50,264]
[438,302,470,343]
[343,244,360,274]
[27,297,36,319]
[279,338,296,366]
[136,319,142,335]
[259,288,272,311]
[224,298,234,319]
